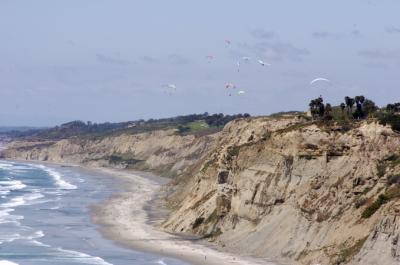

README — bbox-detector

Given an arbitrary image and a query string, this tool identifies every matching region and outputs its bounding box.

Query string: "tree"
[340,103,346,112]
[324,103,333,120]
[363,99,377,117]
[309,96,325,120]
[345,96,355,116]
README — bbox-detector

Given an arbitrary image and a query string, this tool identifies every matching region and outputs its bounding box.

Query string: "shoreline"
[4,159,278,265]
[90,167,277,265]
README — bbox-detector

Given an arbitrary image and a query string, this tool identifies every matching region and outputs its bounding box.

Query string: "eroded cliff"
[163,116,400,265]
[2,129,218,178]
[3,115,400,265]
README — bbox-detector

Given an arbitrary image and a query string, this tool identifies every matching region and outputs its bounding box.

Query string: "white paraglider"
[257,59,271,66]
[167,84,176,90]
[162,84,176,95]
[237,90,245,95]
[310,78,330,85]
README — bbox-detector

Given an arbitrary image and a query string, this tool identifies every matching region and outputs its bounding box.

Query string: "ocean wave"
[0,180,27,195]
[0,193,44,208]
[0,260,19,265]
[55,248,113,265]
[155,259,168,265]
[0,229,45,245]
[35,165,77,190]
[0,162,14,170]
[0,208,23,224]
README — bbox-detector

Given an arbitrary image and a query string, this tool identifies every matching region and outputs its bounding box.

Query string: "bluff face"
[2,129,217,178]
[163,116,400,265]
[3,116,400,265]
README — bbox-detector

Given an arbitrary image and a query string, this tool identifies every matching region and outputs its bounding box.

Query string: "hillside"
[163,116,400,265]
[2,114,400,265]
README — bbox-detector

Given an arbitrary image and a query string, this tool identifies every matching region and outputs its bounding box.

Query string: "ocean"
[0,160,189,265]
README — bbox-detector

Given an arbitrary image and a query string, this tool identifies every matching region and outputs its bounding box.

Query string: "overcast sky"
[1,0,400,126]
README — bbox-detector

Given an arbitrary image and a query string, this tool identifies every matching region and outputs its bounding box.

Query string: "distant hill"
[3,113,250,140]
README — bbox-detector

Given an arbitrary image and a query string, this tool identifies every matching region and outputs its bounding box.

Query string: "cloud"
[362,62,389,69]
[350,30,362,37]
[138,56,159,63]
[386,26,400,34]
[280,71,308,78]
[312,31,342,39]
[251,29,275,40]
[236,41,309,62]
[358,49,400,60]
[167,54,190,65]
[96,54,130,66]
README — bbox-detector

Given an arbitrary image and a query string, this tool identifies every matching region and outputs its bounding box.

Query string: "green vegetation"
[177,120,210,134]
[354,196,367,209]
[192,217,205,229]
[107,153,142,166]
[226,146,240,160]
[387,174,400,185]
[361,186,400,218]
[378,112,400,132]
[376,162,387,178]
[337,237,368,264]
[7,113,250,140]
[361,194,389,218]
[309,95,377,122]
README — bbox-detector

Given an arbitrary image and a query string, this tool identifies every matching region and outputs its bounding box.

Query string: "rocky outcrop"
[163,116,400,265]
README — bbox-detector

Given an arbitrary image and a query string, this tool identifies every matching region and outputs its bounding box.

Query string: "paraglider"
[236,57,251,72]
[205,55,215,62]
[225,83,236,89]
[162,84,177,95]
[237,90,246,95]
[257,59,271,67]
[310,78,330,85]
[166,84,176,90]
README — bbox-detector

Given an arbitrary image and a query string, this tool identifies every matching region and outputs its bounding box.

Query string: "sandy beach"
[90,167,279,265]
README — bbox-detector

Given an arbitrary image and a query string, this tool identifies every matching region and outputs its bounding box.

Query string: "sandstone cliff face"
[162,116,400,265]
[3,116,400,265]
[2,129,218,177]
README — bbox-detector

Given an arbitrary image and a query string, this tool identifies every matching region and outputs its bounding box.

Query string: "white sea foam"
[0,260,19,265]
[0,228,45,245]
[35,165,77,190]
[155,259,168,265]
[55,247,113,265]
[0,162,14,170]
[30,239,51,247]
[0,208,23,224]
[0,180,27,195]
[0,192,44,208]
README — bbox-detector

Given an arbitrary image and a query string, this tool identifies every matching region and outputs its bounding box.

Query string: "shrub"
[387,174,400,185]
[378,113,400,132]
[361,194,389,218]
[354,196,367,209]
[376,163,387,178]
[192,217,205,229]
[226,146,240,160]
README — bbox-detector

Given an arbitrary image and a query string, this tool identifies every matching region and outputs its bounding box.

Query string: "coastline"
[5,159,278,265]
[88,167,277,265]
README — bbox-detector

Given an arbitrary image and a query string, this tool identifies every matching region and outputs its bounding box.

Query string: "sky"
[1,0,400,126]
